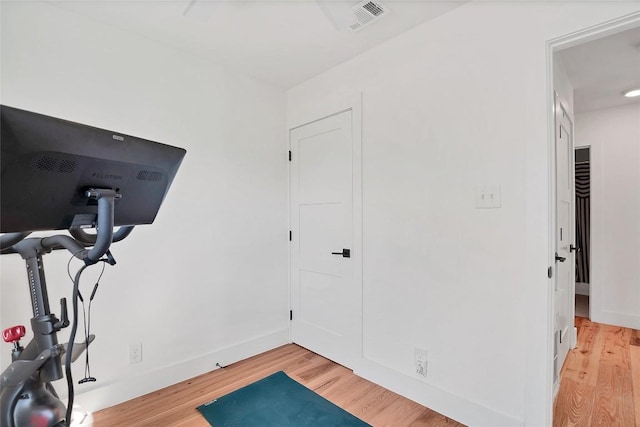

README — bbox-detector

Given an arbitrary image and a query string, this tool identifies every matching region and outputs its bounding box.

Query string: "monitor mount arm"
[84,188,120,264]
[1,188,128,427]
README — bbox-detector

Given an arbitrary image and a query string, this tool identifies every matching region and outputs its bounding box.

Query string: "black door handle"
[555,252,566,263]
[331,249,351,258]
[570,244,580,253]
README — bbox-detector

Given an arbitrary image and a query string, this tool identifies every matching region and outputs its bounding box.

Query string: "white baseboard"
[67,328,289,413]
[354,357,522,427]
[592,310,640,330]
[575,282,590,296]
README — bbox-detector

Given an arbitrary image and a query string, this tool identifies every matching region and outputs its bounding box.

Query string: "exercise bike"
[1,191,129,426]
[0,105,186,426]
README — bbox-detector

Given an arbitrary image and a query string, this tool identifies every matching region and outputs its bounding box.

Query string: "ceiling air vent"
[349,0,390,32]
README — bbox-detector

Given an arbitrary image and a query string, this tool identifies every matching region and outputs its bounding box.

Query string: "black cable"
[64,258,108,424]
[67,249,86,283]
[65,263,90,425]
[82,263,103,383]
[68,250,106,383]
[78,291,89,380]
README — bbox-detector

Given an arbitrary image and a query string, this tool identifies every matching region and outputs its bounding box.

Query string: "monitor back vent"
[58,159,76,174]
[137,170,163,182]
[33,156,77,174]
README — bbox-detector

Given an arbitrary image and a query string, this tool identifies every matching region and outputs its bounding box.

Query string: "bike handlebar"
[0,233,32,250]
[69,226,134,246]
[1,189,133,262]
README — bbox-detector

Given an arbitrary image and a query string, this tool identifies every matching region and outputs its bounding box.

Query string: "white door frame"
[286,92,363,369]
[545,10,640,423]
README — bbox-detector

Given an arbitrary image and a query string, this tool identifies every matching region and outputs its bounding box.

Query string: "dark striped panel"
[575,160,590,284]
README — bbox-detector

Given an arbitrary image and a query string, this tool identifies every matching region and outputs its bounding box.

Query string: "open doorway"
[574,146,590,318]
[548,17,640,417]
[555,24,640,330]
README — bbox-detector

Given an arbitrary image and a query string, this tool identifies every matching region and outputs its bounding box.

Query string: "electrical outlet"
[415,347,427,378]
[129,343,142,364]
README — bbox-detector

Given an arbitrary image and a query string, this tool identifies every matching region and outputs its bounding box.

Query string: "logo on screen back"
[112,135,124,141]
[92,172,123,181]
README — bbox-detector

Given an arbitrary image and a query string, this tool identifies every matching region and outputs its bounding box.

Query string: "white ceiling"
[43,1,640,108]
[558,26,640,113]
[49,0,469,89]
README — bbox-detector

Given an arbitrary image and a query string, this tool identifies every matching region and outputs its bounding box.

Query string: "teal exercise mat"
[197,371,371,427]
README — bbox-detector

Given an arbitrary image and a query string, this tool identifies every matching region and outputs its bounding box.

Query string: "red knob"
[2,325,26,343]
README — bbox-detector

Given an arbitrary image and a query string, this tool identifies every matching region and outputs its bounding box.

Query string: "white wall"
[287,3,639,426]
[0,1,288,412]
[575,103,640,329]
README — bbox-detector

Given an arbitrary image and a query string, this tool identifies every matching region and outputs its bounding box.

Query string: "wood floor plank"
[599,324,631,369]
[408,410,461,427]
[350,387,398,421]
[553,377,595,426]
[630,346,640,427]
[368,393,457,427]
[591,363,635,426]
[562,319,602,387]
[314,366,365,389]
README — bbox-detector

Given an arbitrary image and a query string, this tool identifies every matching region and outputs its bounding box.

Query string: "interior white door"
[553,97,575,387]
[289,109,358,369]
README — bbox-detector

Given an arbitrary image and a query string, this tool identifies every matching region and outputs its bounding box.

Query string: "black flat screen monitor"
[1,105,186,233]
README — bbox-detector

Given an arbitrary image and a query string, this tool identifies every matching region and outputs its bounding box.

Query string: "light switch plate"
[475,185,501,209]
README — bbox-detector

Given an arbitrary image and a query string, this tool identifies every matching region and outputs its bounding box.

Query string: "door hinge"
[289,230,292,241]
[548,266,553,279]
[288,151,292,161]
[289,310,293,321]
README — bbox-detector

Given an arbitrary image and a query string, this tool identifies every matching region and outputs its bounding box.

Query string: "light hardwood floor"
[554,317,640,426]
[94,318,640,427]
[93,344,461,426]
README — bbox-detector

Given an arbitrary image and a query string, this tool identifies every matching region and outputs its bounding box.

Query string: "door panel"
[290,110,358,368]
[299,270,343,335]
[299,203,345,263]
[554,98,575,387]
[298,128,349,201]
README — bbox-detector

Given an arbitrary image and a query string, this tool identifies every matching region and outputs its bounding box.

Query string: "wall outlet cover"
[414,348,428,377]
[129,343,143,364]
